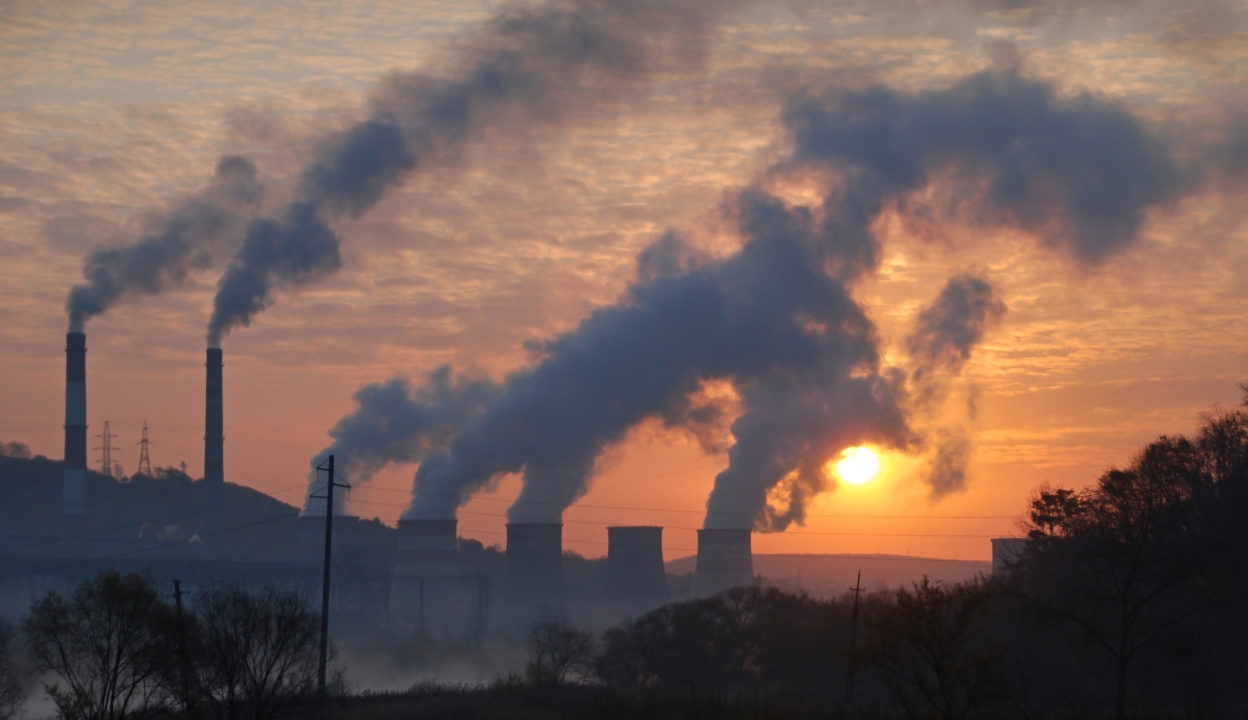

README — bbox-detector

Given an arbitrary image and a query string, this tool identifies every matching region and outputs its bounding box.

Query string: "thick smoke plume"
[305,367,499,515]
[908,274,1006,407]
[206,0,740,346]
[407,187,914,526]
[783,68,1183,263]
[906,275,1006,497]
[65,157,263,332]
[391,65,1183,531]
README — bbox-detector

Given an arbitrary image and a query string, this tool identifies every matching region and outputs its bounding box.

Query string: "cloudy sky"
[2,0,1246,561]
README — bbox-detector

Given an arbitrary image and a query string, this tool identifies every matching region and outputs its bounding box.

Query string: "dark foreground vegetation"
[4,398,1248,719]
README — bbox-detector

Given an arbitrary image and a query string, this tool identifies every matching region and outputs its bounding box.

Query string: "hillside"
[0,453,394,561]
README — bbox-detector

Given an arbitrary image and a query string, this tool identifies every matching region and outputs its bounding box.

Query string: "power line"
[341,497,1006,538]
[345,485,1017,519]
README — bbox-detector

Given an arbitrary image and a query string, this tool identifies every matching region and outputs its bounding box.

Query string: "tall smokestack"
[692,529,753,597]
[607,526,667,613]
[204,348,224,535]
[505,523,565,614]
[63,332,87,515]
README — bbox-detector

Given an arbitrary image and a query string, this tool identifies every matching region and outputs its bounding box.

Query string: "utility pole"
[312,455,349,700]
[844,570,865,710]
[136,422,153,477]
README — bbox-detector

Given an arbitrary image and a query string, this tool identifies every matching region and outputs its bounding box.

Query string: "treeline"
[6,402,1248,719]
[0,572,331,720]
[491,402,1248,718]
[405,401,1246,718]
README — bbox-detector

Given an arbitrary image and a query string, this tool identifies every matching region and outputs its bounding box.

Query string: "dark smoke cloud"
[406,188,915,526]
[305,367,500,515]
[207,203,340,347]
[398,64,1182,530]
[783,67,1184,263]
[206,0,741,345]
[925,428,973,498]
[65,156,263,332]
[908,274,1006,406]
[906,275,1006,498]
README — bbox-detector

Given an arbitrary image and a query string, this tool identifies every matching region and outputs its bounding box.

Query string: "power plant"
[391,519,488,639]
[2,333,766,644]
[504,522,566,616]
[607,526,667,612]
[692,528,755,596]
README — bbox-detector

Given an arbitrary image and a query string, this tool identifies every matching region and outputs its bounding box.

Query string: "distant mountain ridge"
[666,552,992,598]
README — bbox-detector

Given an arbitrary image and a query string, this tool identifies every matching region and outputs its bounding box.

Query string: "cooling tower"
[692,528,754,597]
[391,519,485,639]
[203,349,224,536]
[607,526,667,612]
[505,522,565,611]
[63,332,87,515]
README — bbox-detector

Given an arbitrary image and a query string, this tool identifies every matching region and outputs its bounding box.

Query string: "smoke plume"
[906,275,1006,497]
[783,67,1184,263]
[908,274,1006,407]
[395,65,1183,530]
[305,367,500,515]
[65,157,263,332]
[407,187,915,525]
[206,0,741,345]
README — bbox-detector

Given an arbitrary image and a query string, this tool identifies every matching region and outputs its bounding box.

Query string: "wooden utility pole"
[313,455,349,700]
[844,570,865,710]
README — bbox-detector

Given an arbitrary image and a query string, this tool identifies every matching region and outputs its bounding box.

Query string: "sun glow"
[833,446,879,486]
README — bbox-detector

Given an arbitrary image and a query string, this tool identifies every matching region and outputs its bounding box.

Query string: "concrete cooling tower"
[692,528,754,597]
[607,526,667,613]
[505,522,565,614]
[391,519,486,640]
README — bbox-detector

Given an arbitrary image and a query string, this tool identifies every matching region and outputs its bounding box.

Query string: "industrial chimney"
[607,526,667,613]
[692,528,754,597]
[505,523,565,614]
[203,348,224,536]
[391,519,484,639]
[63,332,87,516]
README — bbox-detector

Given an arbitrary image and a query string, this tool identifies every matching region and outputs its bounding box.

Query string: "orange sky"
[2,0,1246,561]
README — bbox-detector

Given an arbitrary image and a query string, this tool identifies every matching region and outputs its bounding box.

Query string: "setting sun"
[833,446,880,486]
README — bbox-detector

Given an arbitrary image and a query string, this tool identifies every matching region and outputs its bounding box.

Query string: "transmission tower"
[94,421,120,477]
[136,422,153,477]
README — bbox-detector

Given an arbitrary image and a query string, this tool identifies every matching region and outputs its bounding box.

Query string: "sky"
[1,0,1246,562]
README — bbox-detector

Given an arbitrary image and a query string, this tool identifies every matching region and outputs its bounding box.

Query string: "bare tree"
[861,577,1011,720]
[24,570,173,720]
[179,585,321,720]
[526,620,596,686]
[0,620,24,720]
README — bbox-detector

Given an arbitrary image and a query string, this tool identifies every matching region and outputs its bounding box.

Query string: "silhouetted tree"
[1016,437,1216,720]
[168,585,321,720]
[860,577,1011,719]
[0,619,24,720]
[25,570,174,720]
[597,585,849,696]
[525,620,596,686]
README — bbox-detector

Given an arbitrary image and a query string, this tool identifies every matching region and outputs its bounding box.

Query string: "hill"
[666,552,991,597]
